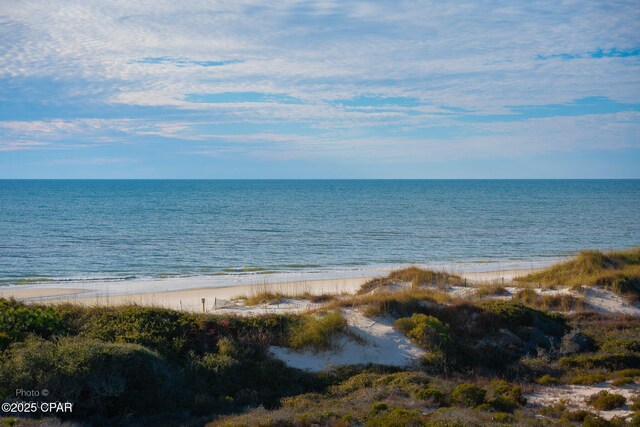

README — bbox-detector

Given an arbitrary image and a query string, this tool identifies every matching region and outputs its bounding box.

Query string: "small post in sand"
[201,298,206,313]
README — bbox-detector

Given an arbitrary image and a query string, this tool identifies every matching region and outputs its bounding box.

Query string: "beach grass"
[474,284,509,297]
[358,267,463,294]
[288,310,348,352]
[515,248,640,300]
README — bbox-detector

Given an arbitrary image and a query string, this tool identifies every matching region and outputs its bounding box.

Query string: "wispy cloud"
[0,0,638,176]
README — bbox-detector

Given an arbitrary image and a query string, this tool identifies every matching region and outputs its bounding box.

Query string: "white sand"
[0,287,88,299]
[526,382,639,420]
[20,277,370,312]
[269,309,425,371]
[581,287,640,316]
[458,268,540,284]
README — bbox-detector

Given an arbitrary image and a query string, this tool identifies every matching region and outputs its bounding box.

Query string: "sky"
[0,0,639,178]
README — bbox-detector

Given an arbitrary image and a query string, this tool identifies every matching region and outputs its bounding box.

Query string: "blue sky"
[0,1,639,178]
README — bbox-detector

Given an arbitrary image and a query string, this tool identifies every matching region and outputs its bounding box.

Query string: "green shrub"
[582,414,614,427]
[369,402,389,415]
[450,383,486,408]
[395,313,452,349]
[479,300,567,336]
[364,406,424,427]
[492,412,515,423]
[570,373,607,385]
[289,310,347,351]
[81,306,194,357]
[0,299,70,347]
[561,353,640,371]
[0,335,174,417]
[537,374,559,385]
[611,377,634,386]
[415,388,446,405]
[613,368,640,378]
[586,391,626,411]
[561,409,592,422]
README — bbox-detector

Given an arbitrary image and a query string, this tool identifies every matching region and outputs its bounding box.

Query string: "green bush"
[570,373,607,385]
[582,414,614,427]
[81,306,195,357]
[611,377,634,386]
[561,409,592,422]
[488,380,525,412]
[395,313,452,349]
[364,406,424,427]
[613,368,640,378]
[537,374,559,385]
[479,300,567,337]
[561,353,640,371]
[415,388,446,405]
[289,310,348,352]
[0,299,70,347]
[586,391,626,411]
[0,335,174,417]
[450,383,486,408]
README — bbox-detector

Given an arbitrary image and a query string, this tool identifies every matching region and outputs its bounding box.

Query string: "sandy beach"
[0,268,541,312]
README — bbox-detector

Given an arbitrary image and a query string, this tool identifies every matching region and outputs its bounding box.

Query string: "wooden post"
[201,298,205,312]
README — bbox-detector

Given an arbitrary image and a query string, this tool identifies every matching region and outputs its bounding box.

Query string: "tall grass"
[515,248,640,300]
[289,310,348,351]
[388,267,464,288]
[513,289,584,312]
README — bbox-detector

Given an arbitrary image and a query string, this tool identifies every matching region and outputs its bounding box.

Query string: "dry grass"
[358,267,463,295]
[475,285,509,297]
[243,291,287,305]
[515,248,640,301]
[512,288,584,312]
[288,310,348,351]
[320,287,454,318]
[243,291,337,306]
[388,266,464,288]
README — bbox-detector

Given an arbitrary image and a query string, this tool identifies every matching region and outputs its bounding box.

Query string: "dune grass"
[512,288,585,312]
[515,248,640,300]
[359,267,464,294]
[288,310,348,352]
[475,285,509,297]
[243,291,287,305]
[388,266,464,288]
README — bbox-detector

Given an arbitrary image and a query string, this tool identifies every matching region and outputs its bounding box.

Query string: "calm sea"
[1,180,639,285]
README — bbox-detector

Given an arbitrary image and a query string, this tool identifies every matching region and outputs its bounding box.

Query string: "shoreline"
[0,266,542,312]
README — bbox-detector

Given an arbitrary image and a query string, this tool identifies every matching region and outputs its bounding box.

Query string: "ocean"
[1,179,639,286]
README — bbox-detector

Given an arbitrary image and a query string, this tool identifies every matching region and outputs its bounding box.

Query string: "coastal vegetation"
[1,255,640,426]
[516,248,640,302]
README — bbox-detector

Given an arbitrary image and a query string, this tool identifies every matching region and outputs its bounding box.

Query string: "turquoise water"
[0,180,638,284]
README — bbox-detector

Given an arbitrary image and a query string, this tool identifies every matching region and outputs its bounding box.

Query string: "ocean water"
[1,180,639,285]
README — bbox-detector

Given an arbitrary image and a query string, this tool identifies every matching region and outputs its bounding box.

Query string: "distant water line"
[0,179,638,286]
